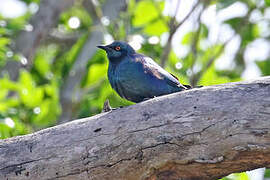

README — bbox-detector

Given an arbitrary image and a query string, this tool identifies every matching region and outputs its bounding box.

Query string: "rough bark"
[1,76,270,180]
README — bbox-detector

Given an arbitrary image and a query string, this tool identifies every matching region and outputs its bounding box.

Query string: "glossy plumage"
[97,41,187,103]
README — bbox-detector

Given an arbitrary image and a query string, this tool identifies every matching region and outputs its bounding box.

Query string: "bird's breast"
[108,62,130,99]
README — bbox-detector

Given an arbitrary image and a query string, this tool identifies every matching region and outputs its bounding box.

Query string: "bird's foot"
[102,99,113,112]
[102,100,123,112]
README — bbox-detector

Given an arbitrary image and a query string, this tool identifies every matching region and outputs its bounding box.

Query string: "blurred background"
[0,0,269,179]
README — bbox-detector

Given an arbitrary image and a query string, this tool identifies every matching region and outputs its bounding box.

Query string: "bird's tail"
[183,84,192,89]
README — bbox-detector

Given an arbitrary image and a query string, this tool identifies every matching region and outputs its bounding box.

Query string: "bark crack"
[128,121,195,134]
[0,157,53,176]
[52,158,134,179]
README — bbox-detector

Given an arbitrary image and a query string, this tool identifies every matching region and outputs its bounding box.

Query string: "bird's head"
[97,41,135,62]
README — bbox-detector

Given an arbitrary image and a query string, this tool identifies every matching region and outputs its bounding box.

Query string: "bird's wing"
[137,55,188,90]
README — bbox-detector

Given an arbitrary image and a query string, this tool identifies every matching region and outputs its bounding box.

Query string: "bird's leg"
[102,99,123,112]
[102,99,113,112]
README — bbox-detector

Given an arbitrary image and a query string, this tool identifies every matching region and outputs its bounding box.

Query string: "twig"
[189,6,204,73]
[190,6,256,86]
[190,34,236,86]
[160,0,201,67]
[44,30,83,45]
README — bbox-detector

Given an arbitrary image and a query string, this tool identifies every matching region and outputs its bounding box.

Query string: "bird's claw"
[102,100,124,112]
[102,99,113,112]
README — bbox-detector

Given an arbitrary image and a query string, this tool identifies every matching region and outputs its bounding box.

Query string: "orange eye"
[115,46,121,51]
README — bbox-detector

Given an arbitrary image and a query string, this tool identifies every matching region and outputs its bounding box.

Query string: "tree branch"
[190,33,235,87]
[160,0,201,67]
[190,6,256,87]
[44,30,83,46]
[1,76,270,180]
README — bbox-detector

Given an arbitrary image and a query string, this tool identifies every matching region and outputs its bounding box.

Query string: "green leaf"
[225,18,259,46]
[133,1,160,26]
[0,89,8,100]
[33,99,59,127]
[18,71,44,108]
[199,65,231,85]
[144,19,168,36]
[218,177,231,180]
[256,59,270,76]
[0,123,12,139]
[128,0,136,13]
[264,169,270,177]
[44,83,58,99]
[217,0,238,10]
[201,23,209,38]
[0,99,19,113]
[55,33,88,77]
[182,32,195,45]
[201,44,223,64]
[132,0,167,36]
[241,24,259,46]
[234,172,249,180]
[60,5,92,31]
[34,44,59,77]
[34,54,50,76]
[0,37,10,48]
[21,87,44,108]
[86,63,108,86]
[0,78,19,91]
[225,17,243,30]
[265,0,270,6]
[216,70,241,80]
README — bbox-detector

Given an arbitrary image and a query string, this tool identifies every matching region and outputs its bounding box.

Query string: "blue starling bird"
[97,41,189,103]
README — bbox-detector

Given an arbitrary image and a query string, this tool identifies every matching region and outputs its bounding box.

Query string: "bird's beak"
[97,45,111,51]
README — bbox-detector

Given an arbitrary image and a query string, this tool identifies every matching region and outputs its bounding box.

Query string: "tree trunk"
[1,76,270,180]
[0,0,75,81]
